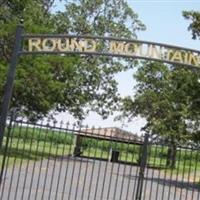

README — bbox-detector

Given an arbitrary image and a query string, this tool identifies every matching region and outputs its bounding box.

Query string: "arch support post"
[0,24,23,148]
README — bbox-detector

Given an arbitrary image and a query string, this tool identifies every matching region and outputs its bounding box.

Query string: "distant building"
[81,127,143,142]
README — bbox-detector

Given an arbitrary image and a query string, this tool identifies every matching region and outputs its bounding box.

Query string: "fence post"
[135,133,149,200]
[0,24,23,148]
[0,111,15,185]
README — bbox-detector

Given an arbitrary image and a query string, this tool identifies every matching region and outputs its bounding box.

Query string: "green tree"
[118,10,200,168]
[182,10,200,142]
[0,0,145,121]
[183,11,200,39]
[119,62,200,167]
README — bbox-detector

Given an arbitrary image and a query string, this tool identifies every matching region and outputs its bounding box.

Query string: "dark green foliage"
[81,136,141,155]
[182,10,200,144]
[119,62,200,143]
[183,11,200,40]
[0,0,145,121]
[7,125,74,144]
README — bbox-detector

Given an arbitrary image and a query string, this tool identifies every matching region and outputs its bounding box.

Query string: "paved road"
[0,157,199,200]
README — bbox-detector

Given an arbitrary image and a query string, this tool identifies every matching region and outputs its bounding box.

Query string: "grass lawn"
[0,124,200,181]
[0,125,74,168]
[0,138,73,168]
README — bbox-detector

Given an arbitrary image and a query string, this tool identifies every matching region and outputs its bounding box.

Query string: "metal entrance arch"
[0,24,200,200]
[1,24,200,148]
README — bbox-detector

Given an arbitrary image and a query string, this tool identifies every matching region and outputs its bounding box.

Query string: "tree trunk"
[73,135,82,156]
[166,143,177,169]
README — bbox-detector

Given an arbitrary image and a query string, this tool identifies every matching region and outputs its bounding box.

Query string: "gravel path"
[0,157,199,200]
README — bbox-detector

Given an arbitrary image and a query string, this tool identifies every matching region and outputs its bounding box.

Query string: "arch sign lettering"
[25,35,200,68]
[0,24,200,145]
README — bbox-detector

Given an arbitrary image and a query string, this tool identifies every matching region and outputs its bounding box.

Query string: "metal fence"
[0,118,200,200]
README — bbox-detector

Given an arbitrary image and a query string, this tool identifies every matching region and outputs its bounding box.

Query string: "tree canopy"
[0,0,145,121]
[183,11,200,40]
[119,10,200,143]
[119,62,200,143]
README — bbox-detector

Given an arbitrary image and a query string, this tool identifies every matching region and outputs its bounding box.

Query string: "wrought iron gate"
[1,24,200,200]
[0,118,200,200]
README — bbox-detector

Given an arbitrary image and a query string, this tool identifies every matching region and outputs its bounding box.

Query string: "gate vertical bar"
[0,24,23,148]
[0,112,15,185]
[135,133,149,200]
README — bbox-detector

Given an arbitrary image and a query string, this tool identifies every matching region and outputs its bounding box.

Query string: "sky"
[53,0,200,134]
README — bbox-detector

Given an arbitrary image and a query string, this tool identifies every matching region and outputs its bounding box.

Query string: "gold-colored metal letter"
[148,45,162,59]
[198,55,200,66]
[188,53,198,66]
[170,50,183,63]
[57,38,70,51]
[84,39,96,52]
[124,43,140,55]
[28,38,41,51]
[183,52,189,64]
[109,41,125,54]
[70,39,84,51]
[42,38,56,51]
